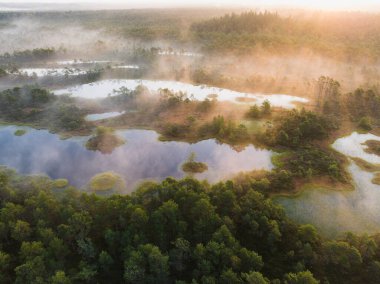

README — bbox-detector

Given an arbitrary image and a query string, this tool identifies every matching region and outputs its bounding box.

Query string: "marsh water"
[275,132,380,237]
[85,111,126,121]
[54,79,309,108]
[0,125,273,191]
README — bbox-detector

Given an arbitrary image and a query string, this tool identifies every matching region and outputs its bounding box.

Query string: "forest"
[0,169,379,283]
[191,11,380,60]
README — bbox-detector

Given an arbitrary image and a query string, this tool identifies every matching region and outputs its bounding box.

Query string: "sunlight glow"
[0,0,379,11]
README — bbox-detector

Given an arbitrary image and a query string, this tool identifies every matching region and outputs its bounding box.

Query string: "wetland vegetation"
[1,3,380,283]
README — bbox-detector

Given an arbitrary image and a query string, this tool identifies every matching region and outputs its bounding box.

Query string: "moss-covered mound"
[86,126,125,154]
[14,129,27,136]
[87,171,125,194]
[53,178,69,188]
[181,152,208,173]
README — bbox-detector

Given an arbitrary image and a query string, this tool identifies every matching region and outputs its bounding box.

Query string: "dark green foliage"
[284,147,343,180]
[284,270,319,284]
[0,87,55,120]
[199,115,249,143]
[50,104,85,131]
[267,109,334,148]
[0,87,86,132]
[124,244,169,283]
[0,170,379,283]
[268,170,295,192]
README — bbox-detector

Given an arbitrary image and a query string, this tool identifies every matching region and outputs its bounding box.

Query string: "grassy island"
[181,152,208,173]
[86,126,125,154]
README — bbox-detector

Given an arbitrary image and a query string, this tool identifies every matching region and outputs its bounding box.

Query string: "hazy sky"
[1,0,380,11]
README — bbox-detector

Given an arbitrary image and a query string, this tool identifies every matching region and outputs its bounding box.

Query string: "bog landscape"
[0,1,380,283]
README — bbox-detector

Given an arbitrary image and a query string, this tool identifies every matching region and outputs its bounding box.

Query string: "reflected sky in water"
[0,126,273,192]
[54,79,308,109]
[275,132,380,238]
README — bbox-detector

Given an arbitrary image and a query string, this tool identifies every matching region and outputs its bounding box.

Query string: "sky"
[0,0,379,11]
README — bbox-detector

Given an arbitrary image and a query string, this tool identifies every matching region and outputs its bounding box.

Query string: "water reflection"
[276,162,380,237]
[0,126,273,192]
[275,132,380,237]
[85,111,126,121]
[54,79,308,109]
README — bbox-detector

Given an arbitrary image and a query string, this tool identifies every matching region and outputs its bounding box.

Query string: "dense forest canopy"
[0,169,380,283]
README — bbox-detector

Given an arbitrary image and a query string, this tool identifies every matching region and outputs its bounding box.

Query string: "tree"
[242,271,269,284]
[261,100,271,116]
[20,241,46,261]
[298,224,319,245]
[247,105,260,119]
[0,251,11,283]
[68,211,93,240]
[323,241,362,279]
[51,271,71,284]
[220,269,242,283]
[15,256,46,284]
[169,238,191,274]
[99,250,114,271]
[124,244,169,284]
[11,220,31,242]
[284,271,319,284]
[270,109,333,147]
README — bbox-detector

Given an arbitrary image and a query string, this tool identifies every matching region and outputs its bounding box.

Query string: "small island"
[181,152,208,173]
[14,129,27,136]
[86,126,125,154]
[364,140,380,156]
[87,171,126,194]
[53,178,69,188]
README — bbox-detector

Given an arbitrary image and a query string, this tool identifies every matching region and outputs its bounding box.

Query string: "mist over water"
[54,79,309,108]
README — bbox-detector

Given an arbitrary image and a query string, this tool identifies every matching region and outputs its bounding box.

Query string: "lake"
[54,79,309,108]
[0,126,274,192]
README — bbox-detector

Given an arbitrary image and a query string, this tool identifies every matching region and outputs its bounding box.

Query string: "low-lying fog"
[54,79,309,108]
[1,13,380,92]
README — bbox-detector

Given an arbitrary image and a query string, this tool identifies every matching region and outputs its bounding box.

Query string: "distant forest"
[1,10,379,60]
[191,11,380,60]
